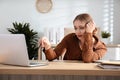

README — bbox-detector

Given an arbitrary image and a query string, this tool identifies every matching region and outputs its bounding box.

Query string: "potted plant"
[101,31,111,38]
[101,31,111,44]
[7,22,39,59]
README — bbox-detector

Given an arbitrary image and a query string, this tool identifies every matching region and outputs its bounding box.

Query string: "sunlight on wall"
[103,0,114,44]
[1,0,120,44]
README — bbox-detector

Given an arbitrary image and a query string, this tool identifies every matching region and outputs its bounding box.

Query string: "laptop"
[0,34,48,67]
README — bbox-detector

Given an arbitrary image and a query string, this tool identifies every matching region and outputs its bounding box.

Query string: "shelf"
[107,44,120,48]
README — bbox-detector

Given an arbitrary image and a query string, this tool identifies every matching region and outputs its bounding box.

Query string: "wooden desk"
[0,60,120,76]
[0,60,120,80]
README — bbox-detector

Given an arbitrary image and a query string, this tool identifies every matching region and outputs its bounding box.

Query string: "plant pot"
[102,38,109,44]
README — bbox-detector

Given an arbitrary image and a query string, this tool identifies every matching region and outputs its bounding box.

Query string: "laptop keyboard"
[29,61,49,66]
[30,62,40,65]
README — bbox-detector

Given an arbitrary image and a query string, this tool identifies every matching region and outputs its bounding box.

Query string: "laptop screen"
[0,34,30,66]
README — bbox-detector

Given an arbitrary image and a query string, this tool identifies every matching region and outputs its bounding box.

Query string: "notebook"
[0,34,48,67]
[96,60,120,69]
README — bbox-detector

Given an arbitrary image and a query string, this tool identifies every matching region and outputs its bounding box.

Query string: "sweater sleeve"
[82,33,107,63]
[44,36,68,61]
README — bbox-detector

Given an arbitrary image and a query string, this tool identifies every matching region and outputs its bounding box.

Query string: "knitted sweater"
[44,33,107,63]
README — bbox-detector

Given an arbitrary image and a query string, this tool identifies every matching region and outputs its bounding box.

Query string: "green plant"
[101,31,111,38]
[7,22,39,59]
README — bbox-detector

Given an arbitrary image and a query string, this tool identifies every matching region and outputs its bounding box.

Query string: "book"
[101,61,120,66]
[97,60,120,69]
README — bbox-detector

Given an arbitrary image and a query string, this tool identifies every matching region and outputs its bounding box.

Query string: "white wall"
[0,0,120,44]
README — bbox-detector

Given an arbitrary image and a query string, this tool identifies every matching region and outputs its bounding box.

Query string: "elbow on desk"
[45,55,56,61]
[82,57,93,63]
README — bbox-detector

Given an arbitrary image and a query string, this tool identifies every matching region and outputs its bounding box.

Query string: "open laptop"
[0,34,48,67]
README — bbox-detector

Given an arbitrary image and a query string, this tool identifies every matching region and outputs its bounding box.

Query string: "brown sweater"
[44,33,107,62]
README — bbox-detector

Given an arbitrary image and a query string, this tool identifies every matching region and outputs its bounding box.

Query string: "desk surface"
[52,44,120,48]
[0,60,120,76]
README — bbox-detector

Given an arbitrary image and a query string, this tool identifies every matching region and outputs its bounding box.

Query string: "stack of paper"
[97,61,120,69]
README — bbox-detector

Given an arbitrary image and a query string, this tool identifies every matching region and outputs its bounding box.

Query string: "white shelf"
[107,44,120,47]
